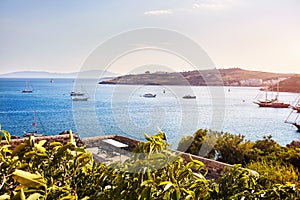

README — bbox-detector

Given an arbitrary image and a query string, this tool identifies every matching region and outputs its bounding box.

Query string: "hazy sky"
[0,0,299,74]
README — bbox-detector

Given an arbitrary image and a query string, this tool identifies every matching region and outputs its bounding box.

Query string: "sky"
[0,0,300,75]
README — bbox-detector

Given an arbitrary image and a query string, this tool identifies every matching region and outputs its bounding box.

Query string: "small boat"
[22,81,33,93]
[71,86,89,101]
[70,91,85,96]
[142,93,156,98]
[50,79,54,83]
[23,111,46,137]
[182,95,196,99]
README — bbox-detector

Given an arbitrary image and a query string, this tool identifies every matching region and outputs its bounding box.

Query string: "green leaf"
[26,193,42,200]
[164,183,173,192]
[0,194,10,200]
[159,181,174,192]
[144,133,152,141]
[193,172,205,179]
[12,170,46,188]
[59,195,77,200]
[35,140,47,153]
[20,188,25,200]
[69,130,75,145]
[50,141,62,147]
[11,143,27,157]
[140,187,151,200]
[0,129,11,143]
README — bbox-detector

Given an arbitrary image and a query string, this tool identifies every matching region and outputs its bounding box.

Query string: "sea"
[0,78,299,149]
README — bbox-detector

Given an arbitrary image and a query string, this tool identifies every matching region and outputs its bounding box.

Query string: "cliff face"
[99,68,294,88]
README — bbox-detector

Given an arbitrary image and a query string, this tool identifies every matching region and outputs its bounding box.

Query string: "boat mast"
[275,81,279,100]
[32,110,37,133]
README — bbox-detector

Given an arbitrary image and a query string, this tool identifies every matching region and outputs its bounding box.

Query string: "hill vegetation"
[99,68,292,87]
[276,75,300,93]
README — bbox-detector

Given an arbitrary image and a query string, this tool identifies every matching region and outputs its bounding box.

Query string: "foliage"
[178,129,300,169]
[177,129,218,158]
[246,159,300,188]
[178,129,300,191]
[1,126,300,199]
[0,129,93,199]
[278,147,300,171]
[0,129,211,199]
[212,132,255,164]
[178,129,256,164]
[209,165,300,200]
[79,131,211,199]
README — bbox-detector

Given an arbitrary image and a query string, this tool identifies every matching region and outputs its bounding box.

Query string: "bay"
[0,78,299,149]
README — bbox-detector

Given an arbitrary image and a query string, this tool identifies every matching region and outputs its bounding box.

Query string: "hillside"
[99,68,292,87]
[276,75,300,93]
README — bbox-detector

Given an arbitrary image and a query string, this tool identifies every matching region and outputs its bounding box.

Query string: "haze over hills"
[0,70,117,78]
[2,68,299,93]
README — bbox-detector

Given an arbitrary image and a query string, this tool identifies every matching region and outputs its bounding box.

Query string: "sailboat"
[23,110,46,137]
[71,86,89,101]
[285,107,300,132]
[22,81,33,93]
[292,97,300,113]
[253,81,290,108]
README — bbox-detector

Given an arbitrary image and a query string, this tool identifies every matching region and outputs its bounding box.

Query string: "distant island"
[0,70,116,78]
[99,68,300,92]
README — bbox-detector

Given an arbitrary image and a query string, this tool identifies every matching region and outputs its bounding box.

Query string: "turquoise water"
[0,78,299,148]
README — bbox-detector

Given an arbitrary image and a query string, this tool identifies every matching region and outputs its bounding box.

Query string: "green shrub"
[278,147,300,171]
[246,159,300,188]
[177,129,218,158]
[0,129,211,199]
[210,164,300,200]
[1,126,300,199]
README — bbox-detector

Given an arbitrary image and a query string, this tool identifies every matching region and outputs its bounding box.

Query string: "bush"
[213,132,255,165]
[210,165,300,200]
[1,126,300,199]
[0,128,211,199]
[246,159,300,188]
[177,129,218,158]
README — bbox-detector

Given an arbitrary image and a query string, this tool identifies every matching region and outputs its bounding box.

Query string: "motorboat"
[142,93,156,98]
[182,95,196,99]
